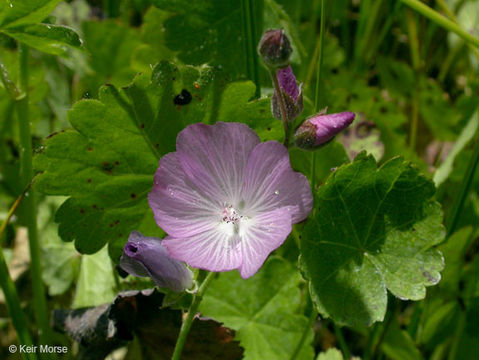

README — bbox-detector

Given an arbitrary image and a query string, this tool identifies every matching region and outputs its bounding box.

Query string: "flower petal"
[149,153,220,237]
[120,253,150,277]
[239,207,292,278]
[242,141,313,223]
[163,227,243,273]
[176,122,260,204]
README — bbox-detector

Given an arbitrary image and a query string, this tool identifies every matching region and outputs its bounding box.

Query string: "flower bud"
[258,29,292,69]
[272,65,303,122]
[120,231,193,292]
[294,112,355,150]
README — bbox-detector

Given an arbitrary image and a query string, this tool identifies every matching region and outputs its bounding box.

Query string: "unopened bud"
[294,112,355,150]
[258,29,292,69]
[120,231,193,292]
[272,65,303,122]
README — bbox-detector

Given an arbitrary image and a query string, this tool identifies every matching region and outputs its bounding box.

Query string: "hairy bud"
[272,65,303,122]
[258,29,292,69]
[294,112,355,150]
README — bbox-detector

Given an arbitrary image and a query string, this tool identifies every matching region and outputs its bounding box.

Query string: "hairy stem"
[17,44,51,347]
[171,272,216,360]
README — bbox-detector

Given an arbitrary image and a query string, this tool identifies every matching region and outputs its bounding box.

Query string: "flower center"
[222,205,242,224]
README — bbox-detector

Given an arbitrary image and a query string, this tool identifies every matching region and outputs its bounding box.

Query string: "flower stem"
[17,44,51,347]
[171,271,216,360]
[269,69,291,147]
[400,0,479,49]
[310,0,326,206]
[314,0,326,113]
[447,125,479,236]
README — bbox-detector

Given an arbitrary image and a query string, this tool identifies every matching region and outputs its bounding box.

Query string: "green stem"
[406,10,420,151]
[363,323,381,360]
[435,0,479,80]
[310,0,326,210]
[333,323,351,359]
[290,308,317,360]
[407,10,421,71]
[17,44,51,347]
[370,298,398,359]
[270,69,291,146]
[310,152,317,205]
[447,308,466,360]
[171,272,216,360]
[242,0,261,98]
[314,0,326,112]
[0,188,37,360]
[438,42,464,83]
[400,0,479,49]
[447,125,479,236]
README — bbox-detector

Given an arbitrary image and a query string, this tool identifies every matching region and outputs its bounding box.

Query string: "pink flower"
[148,122,313,278]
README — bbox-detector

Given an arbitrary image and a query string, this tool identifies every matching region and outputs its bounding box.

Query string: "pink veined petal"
[176,122,260,204]
[242,141,313,223]
[148,152,220,237]
[163,227,243,273]
[239,207,292,278]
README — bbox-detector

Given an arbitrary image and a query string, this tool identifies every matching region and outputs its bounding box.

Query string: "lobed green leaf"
[300,153,445,327]
[200,258,314,360]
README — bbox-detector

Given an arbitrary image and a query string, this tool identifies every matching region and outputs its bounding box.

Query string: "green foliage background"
[1,0,479,359]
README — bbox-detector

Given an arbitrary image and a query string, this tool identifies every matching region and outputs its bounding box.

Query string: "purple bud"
[271,66,303,122]
[258,29,292,69]
[294,112,355,150]
[120,231,193,292]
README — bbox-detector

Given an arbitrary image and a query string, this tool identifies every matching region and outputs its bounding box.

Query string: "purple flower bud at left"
[258,29,292,69]
[294,111,355,150]
[120,231,193,292]
[272,66,303,122]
